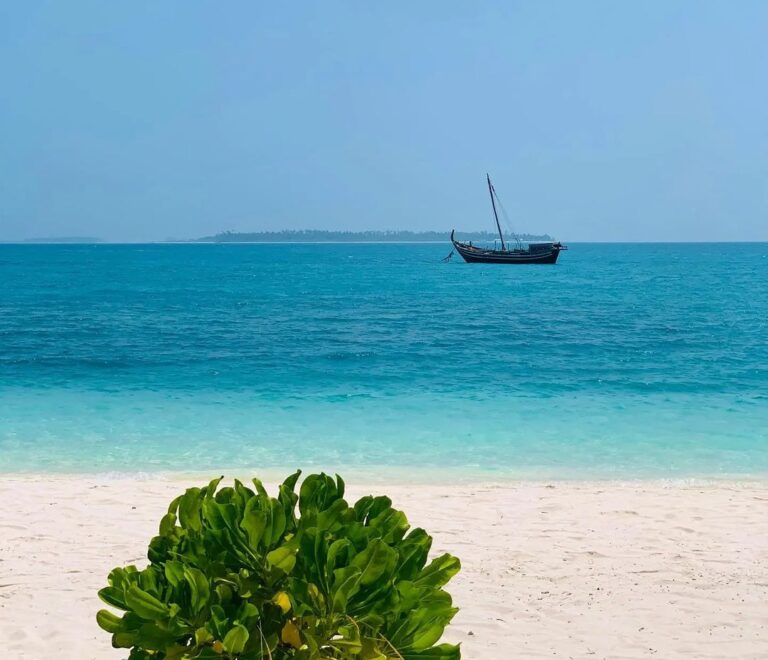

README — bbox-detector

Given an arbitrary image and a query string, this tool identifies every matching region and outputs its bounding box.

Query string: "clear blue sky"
[1,1,767,241]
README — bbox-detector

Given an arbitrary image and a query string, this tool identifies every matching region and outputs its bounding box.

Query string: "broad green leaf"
[369,507,409,544]
[222,624,249,654]
[134,622,185,651]
[332,637,363,653]
[351,539,397,587]
[396,581,423,612]
[333,622,362,653]
[233,478,255,502]
[214,486,235,504]
[267,545,296,574]
[278,479,300,528]
[414,554,461,589]
[316,498,351,532]
[238,601,260,621]
[111,631,137,648]
[184,566,210,614]
[166,494,182,515]
[361,638,388,659]
[209,604,229,639]
[298,527,328,590]
[251,476,269,498]
[147,535,172,564]
[330,565,363,613]
[396,529,432,579]
[299,473,343,517]
[164,560,184,588]
[335,473,346,500]
[125,584,171,621]
[177,487,203,532]
[369,495,393,517]
[98,586,127,610]
[410,621,447,651]
[203,499,238,533]
[388,595,458,651]
[353,495,374,520]
[215,582,233,604]
[287,577,326,616]
[282,469,302,491]
[161,644,189,660]
[402,643,461,660]
[106,567,132,591]
[159,512,177,536]
[194,627,213,645]
[241,497,267,547]
[326,538,353,577]
[96,609,124,633]
[204,476,224,498]
[263,497,287,548]
[139,567,162,596]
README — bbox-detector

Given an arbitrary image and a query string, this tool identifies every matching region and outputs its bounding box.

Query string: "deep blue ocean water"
[1,243,766,477]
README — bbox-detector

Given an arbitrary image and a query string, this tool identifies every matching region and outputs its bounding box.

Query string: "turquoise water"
[1,243,766,477]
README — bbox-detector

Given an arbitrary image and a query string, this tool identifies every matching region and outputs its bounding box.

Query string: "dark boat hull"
[451,232,563,264]
[455,245,560,263]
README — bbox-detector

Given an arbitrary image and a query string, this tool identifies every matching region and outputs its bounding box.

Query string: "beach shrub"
[97,471,461,659]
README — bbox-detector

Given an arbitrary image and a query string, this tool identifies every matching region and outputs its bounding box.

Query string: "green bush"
[97,471,461,659]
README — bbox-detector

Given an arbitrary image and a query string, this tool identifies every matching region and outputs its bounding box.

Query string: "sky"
[1,1,767,242]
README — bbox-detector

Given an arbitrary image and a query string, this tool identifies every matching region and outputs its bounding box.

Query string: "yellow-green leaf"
[267,545,296,574]
[223,624,249,654]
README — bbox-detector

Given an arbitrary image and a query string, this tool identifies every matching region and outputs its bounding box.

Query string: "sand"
[1,475,767,659]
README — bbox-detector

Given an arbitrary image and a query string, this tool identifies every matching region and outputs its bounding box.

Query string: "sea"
[1,242,766,478]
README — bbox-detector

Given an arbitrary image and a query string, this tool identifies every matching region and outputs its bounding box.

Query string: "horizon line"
[2,240,768,245]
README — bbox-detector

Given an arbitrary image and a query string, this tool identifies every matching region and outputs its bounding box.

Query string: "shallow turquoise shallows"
[1,243,766,477]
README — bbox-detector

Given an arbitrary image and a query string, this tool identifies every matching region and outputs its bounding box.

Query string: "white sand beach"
[1,476,767,660]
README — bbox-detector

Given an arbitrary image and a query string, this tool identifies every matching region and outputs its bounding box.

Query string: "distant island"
[19,237,102,244]
[193,230,553,243]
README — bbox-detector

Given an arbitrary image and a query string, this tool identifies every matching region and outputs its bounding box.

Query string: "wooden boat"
[450,175,566,264]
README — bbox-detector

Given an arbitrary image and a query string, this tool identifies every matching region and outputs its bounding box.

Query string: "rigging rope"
[492,188,523,248]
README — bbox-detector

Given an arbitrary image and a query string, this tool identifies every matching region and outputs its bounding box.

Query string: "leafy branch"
[97,471,461,659]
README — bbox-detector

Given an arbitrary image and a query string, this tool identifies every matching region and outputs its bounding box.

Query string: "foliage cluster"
[97,472,461,659]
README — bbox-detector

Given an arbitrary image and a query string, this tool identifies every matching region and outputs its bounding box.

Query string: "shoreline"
[2,475,767,659]
[2,467,768,486]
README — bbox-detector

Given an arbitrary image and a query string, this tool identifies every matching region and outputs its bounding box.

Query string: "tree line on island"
[194,229,553,243]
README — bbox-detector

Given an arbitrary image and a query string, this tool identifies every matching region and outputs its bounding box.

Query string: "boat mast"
[487,173,506,250]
